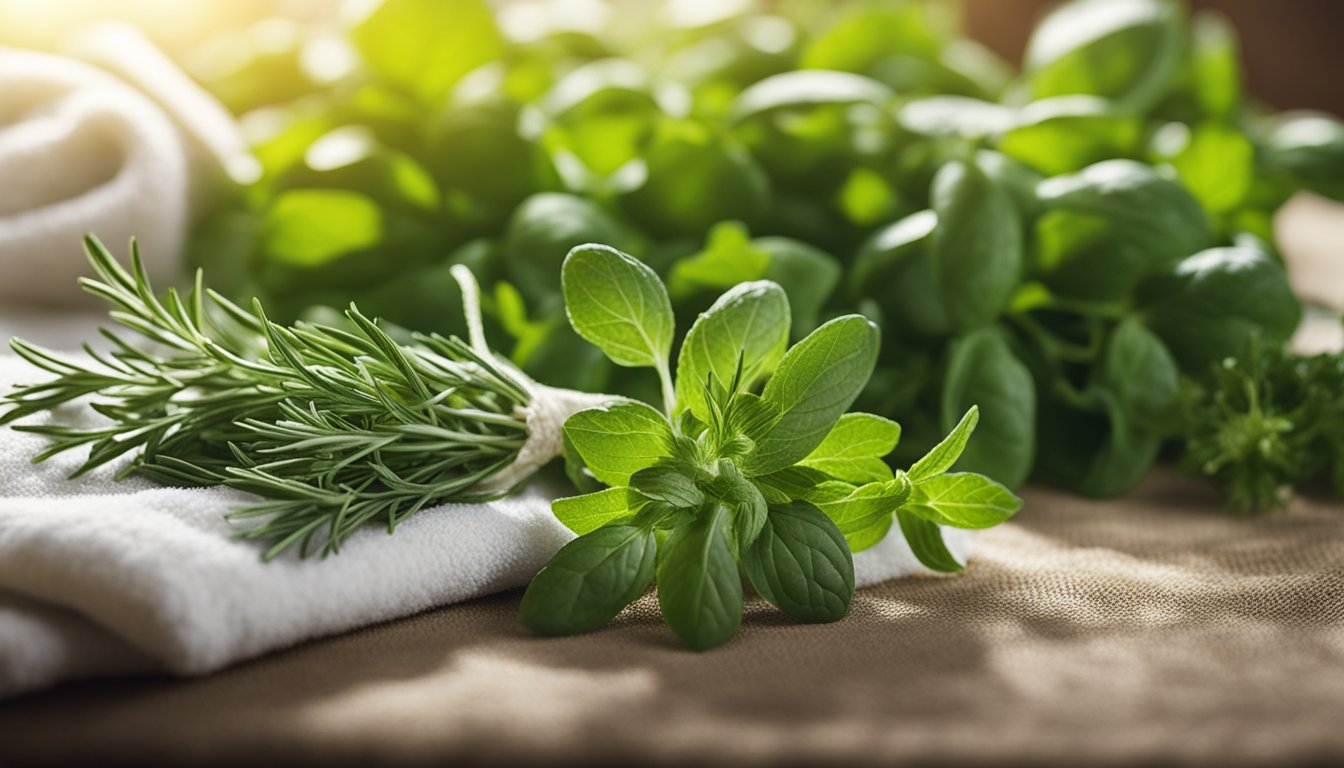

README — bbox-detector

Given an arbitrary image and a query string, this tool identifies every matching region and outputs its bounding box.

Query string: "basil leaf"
[747,316,880,475]
[930,160,1022,331]
[630,465,704,509]
[553,487,642,536]
[1260,112,1344,202]
[563,401,675,487]
[656,506,743,651]
[755,237,842,337]
[1138,246,1301,374]
[1035,160,1212,301]
[850,210,950,338]
[908,405,980,483]
[810,477,911,552]
[1024,0,1183,113]
[1158,122,1254,214]
[1096,318,1180,434]
[729,70,894,123]
[800,413,901,484]
[900,96,1016,139]
[675,280,790,421]
[940,328,1035,488]
[349,0,502,105]
[998,96,1143,176]
[897,510,964,573]
[518,525,657,636]
[562,244,674,370]
[905,472,1022,529]
[505,193,644,305]
[743,501,855,623]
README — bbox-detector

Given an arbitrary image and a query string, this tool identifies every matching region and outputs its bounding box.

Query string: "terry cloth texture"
[0,26,251,307]
[0,467,1340,767]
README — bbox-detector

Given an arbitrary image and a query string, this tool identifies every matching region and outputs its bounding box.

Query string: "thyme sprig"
[2,237,531,559]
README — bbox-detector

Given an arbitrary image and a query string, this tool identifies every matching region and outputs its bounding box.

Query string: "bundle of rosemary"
[0,236,608,560]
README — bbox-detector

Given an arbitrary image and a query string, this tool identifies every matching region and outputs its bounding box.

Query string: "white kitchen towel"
[0,27,252,307]
[0,348,967,699]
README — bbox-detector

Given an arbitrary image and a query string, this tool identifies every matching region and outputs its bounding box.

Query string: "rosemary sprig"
[1,236,531,559]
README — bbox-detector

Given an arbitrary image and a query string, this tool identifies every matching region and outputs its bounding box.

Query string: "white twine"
[474,372,618,494]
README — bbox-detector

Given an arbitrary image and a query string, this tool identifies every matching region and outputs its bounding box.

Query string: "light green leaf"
[262,189,382,268]
[810,477,911,552]
[349,0,503,105]
[562,244,674,370]
[563,402,675,487]
[552,487,642,536]
[897,510,963,573]
[656,506,743,651]
[518,525,657,636]
[908,406,979,483]
[675,280,790,421]
[904,473,1022,529]
[704,460,768,549]
[801,413,901,484]
[668,222,770,299]
[743,501,854,623]
[747,316,880,475]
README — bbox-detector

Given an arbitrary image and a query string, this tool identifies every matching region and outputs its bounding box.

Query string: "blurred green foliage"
[188,0,1343,496]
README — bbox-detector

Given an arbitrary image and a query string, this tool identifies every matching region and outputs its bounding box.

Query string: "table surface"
[2,468,1342,767]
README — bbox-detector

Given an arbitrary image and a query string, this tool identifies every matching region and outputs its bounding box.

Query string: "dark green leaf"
[656,505,744,651]
[519,525,657,636]
[743,501,855,623]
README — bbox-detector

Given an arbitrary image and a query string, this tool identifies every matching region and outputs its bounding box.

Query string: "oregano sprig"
[519,245,1022,650]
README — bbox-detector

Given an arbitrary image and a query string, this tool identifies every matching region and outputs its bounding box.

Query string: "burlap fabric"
[0,467,1340,766]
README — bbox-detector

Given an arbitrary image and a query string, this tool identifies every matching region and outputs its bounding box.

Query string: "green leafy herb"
[519,245,1020,650]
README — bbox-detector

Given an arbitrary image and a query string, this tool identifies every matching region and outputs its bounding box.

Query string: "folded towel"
[0,341,969,699]
[0,27,251,307]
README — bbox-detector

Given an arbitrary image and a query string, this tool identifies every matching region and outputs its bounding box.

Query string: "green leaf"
[998,96,1143,176]
[940,329,1035,488]
[668,222,770,299]
[656,506,744,651]
[1138,246,1301,375]
[261,189,383,268]
[810,477,911,552]
[1189,11,1241,119]
[900,96,1016,139]
[729,70,895,124]
[908,406,980,483]
[743,501,855,623]
[1260,112,1344,202]
[704,460,769,549]
[850,210,950,338]
[930,160,1022,331]
[1035,160,1212,301]
[349,0,503,105]
[504,193,644,306]
[562,244,674,370]
[754,237,843,336]
[552,487,642,536]
[629,465,704,509]
[726,392,783,445]
[904,473,1022,529]
[800,413,901,484]
[563,402,675,487]
[1096,318,1180,433]
[675,280,790,421]
[897,510,963,573]
[747,316,880,475]
[1024,0,1184,113]
[1156,122,1254,214]
[518,525,657,636]
[751,465,832,504]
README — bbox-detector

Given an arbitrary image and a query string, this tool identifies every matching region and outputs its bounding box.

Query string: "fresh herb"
[1,236,584,560]
[518,245,1020,650]
[1180,339,1344,512]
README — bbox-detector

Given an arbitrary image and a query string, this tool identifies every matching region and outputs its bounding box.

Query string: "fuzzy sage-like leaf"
[519,245,1021,650]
